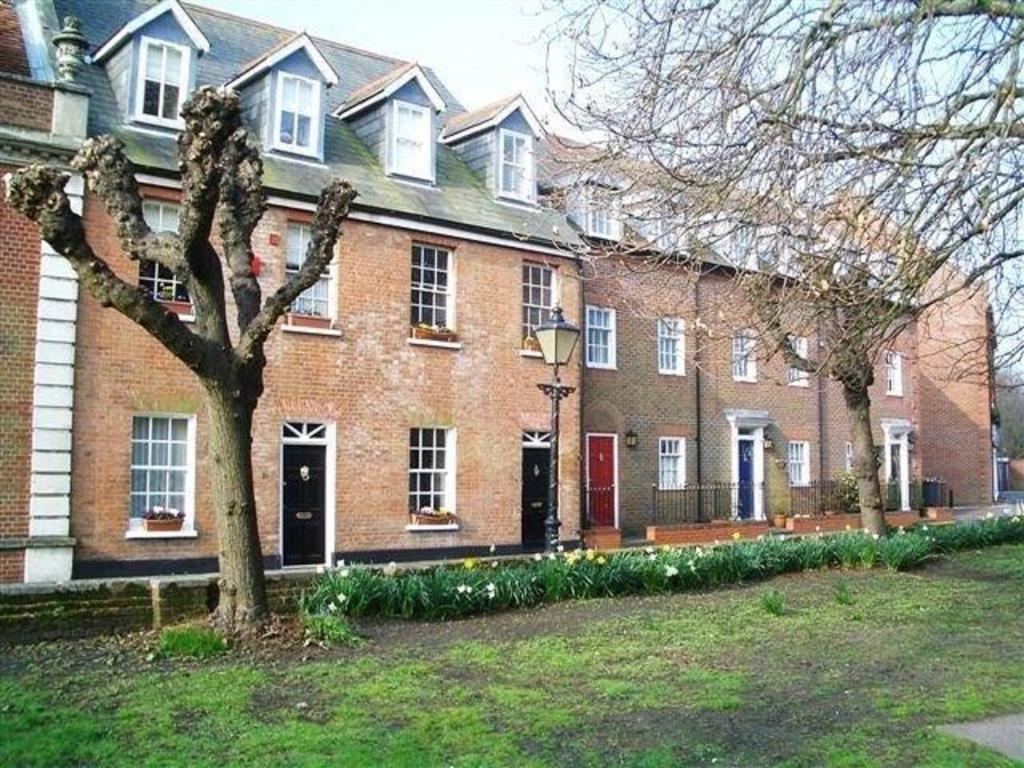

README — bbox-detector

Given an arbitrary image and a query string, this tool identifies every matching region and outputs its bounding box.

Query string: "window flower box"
[142,507,185,533]
[411,324,457,343]
[286,313,332,329]
[409,508,458,526]
[159,299,193,317]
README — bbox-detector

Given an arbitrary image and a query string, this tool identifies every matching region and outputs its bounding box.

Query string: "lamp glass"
[535,307,580,366]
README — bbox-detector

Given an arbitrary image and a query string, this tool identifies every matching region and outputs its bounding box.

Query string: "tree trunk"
[204,382,268,633]
[842,383,886,535]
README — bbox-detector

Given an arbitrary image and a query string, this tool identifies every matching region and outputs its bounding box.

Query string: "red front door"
[587,435,616,527]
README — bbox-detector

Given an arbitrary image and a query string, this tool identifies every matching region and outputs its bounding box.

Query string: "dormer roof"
[334,62,446,119]
[440,94,543,145]
[225,31,338,90]
[92,0,209,64]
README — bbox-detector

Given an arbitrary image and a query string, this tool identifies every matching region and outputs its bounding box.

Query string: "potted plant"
[409,506,458,526]
[522,334,541,353]
[411,323,457,343]
[772,512,788,528]
[142,506,185,532]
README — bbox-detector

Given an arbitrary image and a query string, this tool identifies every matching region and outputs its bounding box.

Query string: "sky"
[197,0,568,126]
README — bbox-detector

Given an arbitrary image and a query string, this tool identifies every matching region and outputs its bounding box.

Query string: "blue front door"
[737,438,754,519]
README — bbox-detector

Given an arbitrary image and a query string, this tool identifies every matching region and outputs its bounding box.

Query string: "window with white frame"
[285,222,332,318]
[787,441,809,487]
[885,351,903,396]
[586,306,616,368]
[392,100,432,180]
[408,427,454,512]
[137,37,188,125]
[275,73,319,154]
[410,244,452,330]
[140,201,189,304]
[522,262,554,343]
[787,336,810,387]
[732,330,757,381]
[657,317,685,375]
[579,186,621,240]
[499,129,533,200]
[844,441,854,472]
[658,437,686,490]
[130,414,193,524]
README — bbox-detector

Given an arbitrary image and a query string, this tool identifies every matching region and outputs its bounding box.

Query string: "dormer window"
[499,129,533,201]
[274,72,320,155]
[137,37,189,127]
[576,185,623,241]
[391,100,432,180]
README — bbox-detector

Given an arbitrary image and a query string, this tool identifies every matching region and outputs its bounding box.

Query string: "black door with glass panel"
[522,447,550,548]
[282,444,326,566]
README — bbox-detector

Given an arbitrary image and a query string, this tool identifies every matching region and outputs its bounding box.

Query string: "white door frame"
[585,432,620,528]
[726,410,771,521]
[279,421,337,567]
[882,419,911,511]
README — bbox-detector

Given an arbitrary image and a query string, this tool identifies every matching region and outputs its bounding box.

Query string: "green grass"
[2,544,1024,767]
[155,624,228,659]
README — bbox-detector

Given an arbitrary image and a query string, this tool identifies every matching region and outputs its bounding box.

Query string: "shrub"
[834,471,860,515]
[760,588,785,616]
[155,624,227,659]
[300,515,1024,623]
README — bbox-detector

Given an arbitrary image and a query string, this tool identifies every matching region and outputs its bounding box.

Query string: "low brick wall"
[0,570,316,644]
[582,527,623,550]
[787,514,861,534]
[646,520,770,545]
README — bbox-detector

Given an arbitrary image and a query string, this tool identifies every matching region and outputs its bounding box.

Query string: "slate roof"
[337,62,415,115]
[441,94,519,140]
[53,0,580,249]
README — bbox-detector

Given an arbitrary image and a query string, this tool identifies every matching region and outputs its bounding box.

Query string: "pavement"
[952,497,1023,522]
[938,713,1024,761]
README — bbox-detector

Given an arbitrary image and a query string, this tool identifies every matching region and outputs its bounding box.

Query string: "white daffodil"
[665,565,679,578]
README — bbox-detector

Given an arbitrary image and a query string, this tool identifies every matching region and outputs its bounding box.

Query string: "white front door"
[885,432,910,511]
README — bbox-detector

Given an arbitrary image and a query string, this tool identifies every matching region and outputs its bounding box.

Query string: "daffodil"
[585,548,596,561]
[731,531,741,541]
[596,556,607,565]
[665,565,679,578]
[464,558,476,570]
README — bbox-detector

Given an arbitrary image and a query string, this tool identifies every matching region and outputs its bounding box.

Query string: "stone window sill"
[405,523,460,532]
[407,338,462,351]
[125,529,198,540]
[282,323,342,338]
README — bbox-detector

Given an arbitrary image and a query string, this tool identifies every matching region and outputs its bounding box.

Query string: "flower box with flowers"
[411,324,457,343]
[142,507,185,532]
[409,507,458,526]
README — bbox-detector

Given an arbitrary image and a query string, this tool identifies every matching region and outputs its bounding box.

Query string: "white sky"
[196,0,567,126]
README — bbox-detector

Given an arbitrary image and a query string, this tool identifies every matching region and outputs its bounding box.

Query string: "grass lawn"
[3,544,1024,767]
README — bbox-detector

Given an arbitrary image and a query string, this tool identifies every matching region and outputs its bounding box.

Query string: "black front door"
[282,444,326,566]
[522,447,550,547]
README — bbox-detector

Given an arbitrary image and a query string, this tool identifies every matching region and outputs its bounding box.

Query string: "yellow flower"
[464,558,476,570]
[596,556,607,565]
[731,531,741,541]
[585,549,596,561]
[845,524,852,531]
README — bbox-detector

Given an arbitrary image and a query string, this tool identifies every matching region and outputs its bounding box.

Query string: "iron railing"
[788,478,948,516]
[651,482,763,524]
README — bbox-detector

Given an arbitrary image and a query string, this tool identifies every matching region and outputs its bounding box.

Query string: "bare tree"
[5,87,356,633]
[548,0,1022,531]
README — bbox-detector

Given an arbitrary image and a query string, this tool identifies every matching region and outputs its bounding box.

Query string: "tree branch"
[218,128,267,333]
[236,180,357,362]
[5,166,216,376]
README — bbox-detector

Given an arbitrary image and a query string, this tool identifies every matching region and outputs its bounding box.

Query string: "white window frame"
[585,305,617,369]
[787,336,810,387]
[732,330,758,382]
[787,441,810,487]
[390,99,433,181]
[658,437,686,490]
[284,221,336,320]
[408,427,457,514]
[140,200,192,311]
[134,36,190,128]
[657,317,686,376]
[410,243,455,331]
[885,351,903,396]
[273,71,321,157]
[127,413,197,536]
[498,128,534,202]
[581,187,623,241]
[522,262,557,344]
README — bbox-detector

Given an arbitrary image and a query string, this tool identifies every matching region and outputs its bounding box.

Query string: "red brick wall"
[0,78,53,132]
[916,274,994,504]
[70,192,582,567]
[0,169,39,552]
[0,4,29,77]
[0,551,24,582]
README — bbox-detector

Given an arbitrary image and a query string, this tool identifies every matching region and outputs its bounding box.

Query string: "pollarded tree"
[5,87,356,633]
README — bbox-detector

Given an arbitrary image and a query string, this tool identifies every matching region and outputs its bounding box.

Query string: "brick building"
[0,0,996,583]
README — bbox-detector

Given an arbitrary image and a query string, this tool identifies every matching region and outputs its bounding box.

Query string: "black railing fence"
[790,478,948,516]
[651,482,763,524]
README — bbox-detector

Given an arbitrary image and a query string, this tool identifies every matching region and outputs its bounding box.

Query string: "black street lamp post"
[533,306,581,552]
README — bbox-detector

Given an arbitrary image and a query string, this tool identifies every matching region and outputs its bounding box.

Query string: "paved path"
[953,501,1022,522]
[939,713,1024,761]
